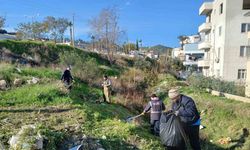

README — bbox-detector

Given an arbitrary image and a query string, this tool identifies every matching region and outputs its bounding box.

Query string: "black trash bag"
[160,113,187,147]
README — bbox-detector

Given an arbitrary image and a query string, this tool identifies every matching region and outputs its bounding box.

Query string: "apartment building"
[183,35,204,72]
[198,0,250,81]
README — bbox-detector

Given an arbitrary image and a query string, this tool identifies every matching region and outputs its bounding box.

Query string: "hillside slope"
[0,64,163,149]
[0,41,250,150]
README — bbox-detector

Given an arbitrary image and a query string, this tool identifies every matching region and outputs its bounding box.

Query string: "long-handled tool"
[125,113,144,123]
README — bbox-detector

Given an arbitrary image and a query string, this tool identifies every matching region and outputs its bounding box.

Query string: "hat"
[168,88,180,99]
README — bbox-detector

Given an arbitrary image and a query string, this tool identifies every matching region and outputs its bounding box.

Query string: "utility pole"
[72,13,75,47]
[69,22,73,46]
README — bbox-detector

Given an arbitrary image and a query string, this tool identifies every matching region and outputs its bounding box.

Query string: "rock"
[9,125,43,150]
[27,77,40,84]
[14,78,23,87]
[0,80,7,90]
[32,77,39,84]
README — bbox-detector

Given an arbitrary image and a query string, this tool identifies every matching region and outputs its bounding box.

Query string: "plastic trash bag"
[160,113,187,147]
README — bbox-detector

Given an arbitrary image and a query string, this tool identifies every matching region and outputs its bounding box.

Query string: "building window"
[240,46,245,57]
[218,48,221,58]
[241,23,250,33]
[220,3,223,14]
[238,69,247,79]
[243,0,250,10]
[240,46,250,57]
[219,26,222,36]
[242,24,247,32]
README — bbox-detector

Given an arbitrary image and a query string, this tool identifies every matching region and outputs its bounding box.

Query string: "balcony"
[199,22,212,33]
[199,2,213,15]
[198,59,210,68]
[198,41,211,50]
[183,61,198,66]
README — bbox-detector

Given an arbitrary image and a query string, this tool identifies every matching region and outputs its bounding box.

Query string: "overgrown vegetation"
[1,41,250,150]
[187,74,245,96]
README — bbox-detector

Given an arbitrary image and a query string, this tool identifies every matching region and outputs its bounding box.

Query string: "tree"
[0,16,5,29]
[44,16,58,42]
[44,16,69,42]
[123,43,136,54]
[16,16,70,42]
[16,22,33,39]
[136,39,139,51]
[56,18,70,42]
[178,35,189,50]
[16,21,46,40]
[89,7,125,64]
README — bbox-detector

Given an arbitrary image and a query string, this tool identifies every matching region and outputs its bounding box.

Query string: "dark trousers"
[150,120,158,135]
[183,125,201,150]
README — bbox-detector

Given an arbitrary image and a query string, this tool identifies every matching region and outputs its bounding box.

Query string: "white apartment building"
[181,35,204,72]
[198,0,250,82]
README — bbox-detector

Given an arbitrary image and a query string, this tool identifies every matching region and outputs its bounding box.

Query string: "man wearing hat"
[168,88,201,150]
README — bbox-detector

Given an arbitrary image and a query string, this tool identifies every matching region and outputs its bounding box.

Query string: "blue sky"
[0,0,206,47]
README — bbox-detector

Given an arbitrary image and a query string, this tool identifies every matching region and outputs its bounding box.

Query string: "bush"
[75,58,101,83]
[60,51,101,84]
[187,74,245,96]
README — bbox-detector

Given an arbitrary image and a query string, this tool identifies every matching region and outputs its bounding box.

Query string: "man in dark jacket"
[61,67,73,90]
[168,88,201,150]
[141,94,166,135]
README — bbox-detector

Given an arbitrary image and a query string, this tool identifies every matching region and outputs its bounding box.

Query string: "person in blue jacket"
[168,88,201,150]
[141,94,166,135]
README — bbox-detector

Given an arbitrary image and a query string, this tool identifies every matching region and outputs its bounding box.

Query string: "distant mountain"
[143,45,172,55]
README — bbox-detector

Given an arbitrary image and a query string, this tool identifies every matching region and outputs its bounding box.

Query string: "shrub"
[75,58,101,83]
[187,74,245,96]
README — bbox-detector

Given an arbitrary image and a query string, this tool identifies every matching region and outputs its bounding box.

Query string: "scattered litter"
[101,135,107,140]
[69,144,83,150]
[218,137,231,145]
[200,125,206,130]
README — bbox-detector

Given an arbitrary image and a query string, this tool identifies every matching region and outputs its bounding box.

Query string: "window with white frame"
[238,69,247,79]
[241,23,250,33]
[240,46,250,57]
